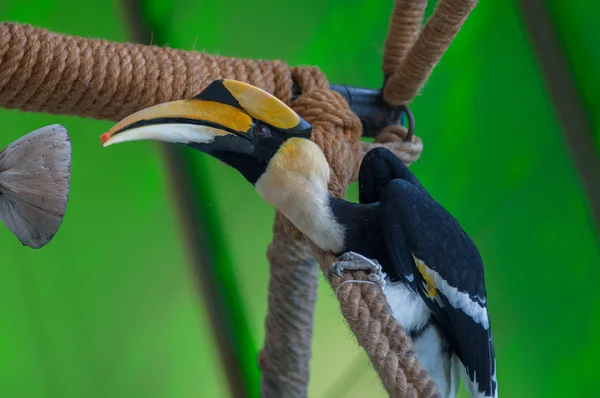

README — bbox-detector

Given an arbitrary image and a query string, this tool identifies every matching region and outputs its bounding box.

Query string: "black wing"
[358,148,497,397]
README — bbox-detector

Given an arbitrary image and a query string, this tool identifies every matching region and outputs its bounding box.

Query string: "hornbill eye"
[254,124,271,138]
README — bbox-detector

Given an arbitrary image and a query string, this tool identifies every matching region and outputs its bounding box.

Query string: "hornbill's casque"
[100,79,498,398]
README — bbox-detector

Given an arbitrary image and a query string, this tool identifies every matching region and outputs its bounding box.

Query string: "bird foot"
[328,251,387,288]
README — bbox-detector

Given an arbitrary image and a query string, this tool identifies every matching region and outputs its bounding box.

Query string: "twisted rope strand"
[258,214,320,397]
[0,23,294,121]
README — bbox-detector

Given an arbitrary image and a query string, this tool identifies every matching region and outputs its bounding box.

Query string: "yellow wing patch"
[415,257,438,298]
[223,79,300,130]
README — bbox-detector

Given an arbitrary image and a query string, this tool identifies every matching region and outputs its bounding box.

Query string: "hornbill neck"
[254,137,381,255]
[256,165,347,253]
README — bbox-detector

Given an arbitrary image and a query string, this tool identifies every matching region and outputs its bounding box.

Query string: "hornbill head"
[102,79,339,250]
[101,79,320,186]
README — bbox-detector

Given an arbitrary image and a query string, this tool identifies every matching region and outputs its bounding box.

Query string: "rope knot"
[376,124,411,143]
[291,66,328,94]
[354,125,423,181]
[292,89,362,197]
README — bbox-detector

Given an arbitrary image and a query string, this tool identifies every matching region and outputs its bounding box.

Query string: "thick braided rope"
[0,22,422,168]
[0,23,294,120]
[356,125,423,181]
[258,214,319,398]
[384,0,479,105]
[315,252,439,398]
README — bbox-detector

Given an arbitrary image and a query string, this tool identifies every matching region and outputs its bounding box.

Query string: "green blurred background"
[1,0,599,397]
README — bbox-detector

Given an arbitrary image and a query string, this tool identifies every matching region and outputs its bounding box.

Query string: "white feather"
[384,281,461,398]
[385,281,430,334]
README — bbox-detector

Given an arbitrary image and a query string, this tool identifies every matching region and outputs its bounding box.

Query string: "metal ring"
[391,104,415,142]
[382,75,415,142]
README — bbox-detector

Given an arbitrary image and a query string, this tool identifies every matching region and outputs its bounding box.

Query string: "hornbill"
[100,79,498,398]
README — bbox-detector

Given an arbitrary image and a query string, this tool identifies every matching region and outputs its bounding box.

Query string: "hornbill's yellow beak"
[101,79,312,182]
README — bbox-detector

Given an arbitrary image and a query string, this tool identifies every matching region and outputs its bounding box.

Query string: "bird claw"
[328,251,387,288]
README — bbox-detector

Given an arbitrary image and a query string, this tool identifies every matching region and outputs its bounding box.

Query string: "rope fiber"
[0,0,478,396]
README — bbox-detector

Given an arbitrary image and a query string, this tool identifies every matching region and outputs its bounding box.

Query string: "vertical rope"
[383,0,479,106]
[382,0,428,77]
[258,214,319,397]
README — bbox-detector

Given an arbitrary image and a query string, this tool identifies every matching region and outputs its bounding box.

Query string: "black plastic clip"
[329,84,414,141]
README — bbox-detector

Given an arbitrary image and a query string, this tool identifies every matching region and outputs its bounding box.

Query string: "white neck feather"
[254,138,346,253]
